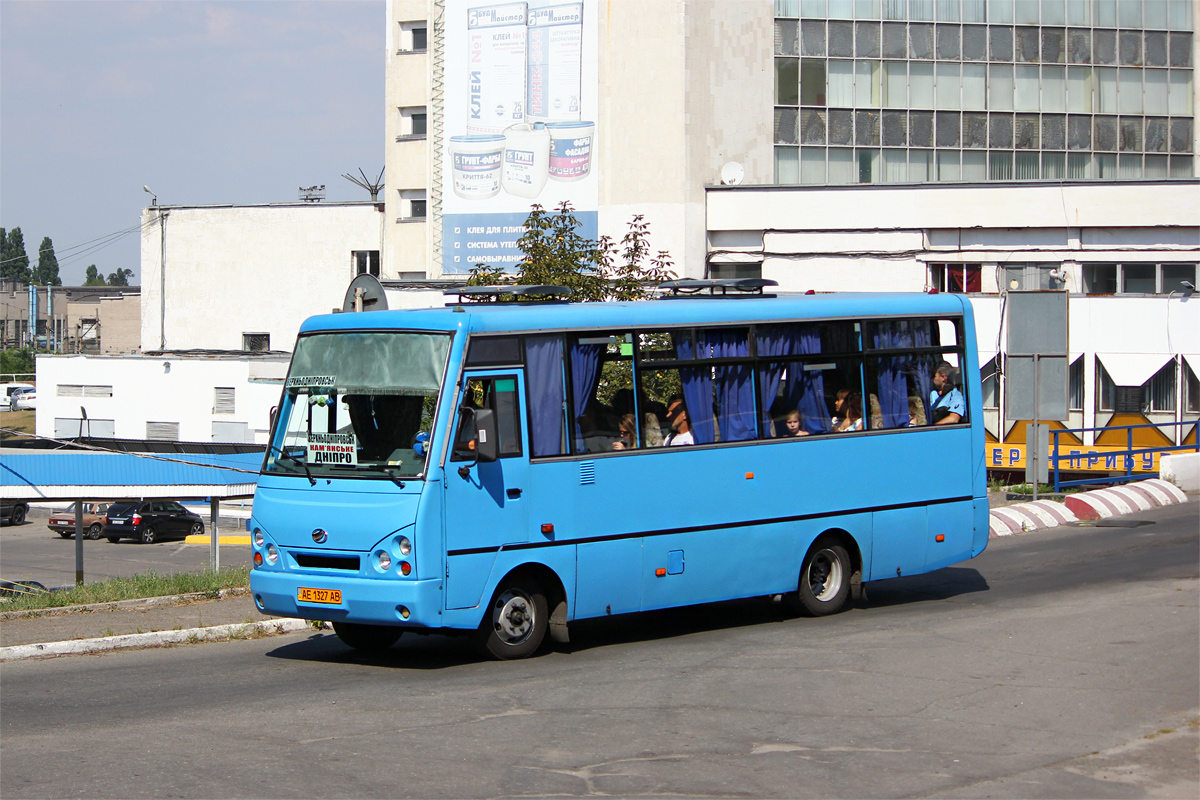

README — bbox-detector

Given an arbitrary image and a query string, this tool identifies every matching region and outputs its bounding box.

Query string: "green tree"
[83,265,107,286]
[0,347,35,378]
[32,236,61,285]
[107,268,134,286]
[2,227,31,282]
[467,202,675,302]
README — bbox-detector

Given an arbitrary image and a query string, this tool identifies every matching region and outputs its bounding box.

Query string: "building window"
[398,107,427,139]
[243,333,270,352]
[1002,263,1062,291]
[775,7,1197,186]
[930,263,982,292]
[981,355,998,408]
[214,387,236,415]
[1068,356,1084,411]
[708,261,763,280]
[146,421,180,441]
[1143,361,1176,412]
[56,384,113,398]
[354,250,380,277]
[1185,360,1199,413]
[398,21,427,53]
[398,190,427,221]
[1084,263,1197,294]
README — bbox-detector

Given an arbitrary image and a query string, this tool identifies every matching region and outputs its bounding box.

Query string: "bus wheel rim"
[809,550,843,602]
[493,590,534,644]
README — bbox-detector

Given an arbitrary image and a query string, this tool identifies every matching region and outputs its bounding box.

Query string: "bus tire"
[477,577,548,660]
[795,541,851,617]
[332,622,402,653]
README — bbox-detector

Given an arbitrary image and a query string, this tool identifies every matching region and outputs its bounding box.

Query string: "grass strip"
[1,566,251,612]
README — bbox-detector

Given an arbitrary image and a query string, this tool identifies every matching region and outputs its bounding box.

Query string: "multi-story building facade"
[381,0,1197,455]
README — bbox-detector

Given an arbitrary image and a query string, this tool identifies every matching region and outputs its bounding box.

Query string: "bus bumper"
[250,570,445,629]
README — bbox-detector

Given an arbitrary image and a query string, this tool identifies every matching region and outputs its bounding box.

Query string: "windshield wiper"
[269,444,315,486]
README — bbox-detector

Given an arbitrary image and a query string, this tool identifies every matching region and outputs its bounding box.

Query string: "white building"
[35,352,289,444]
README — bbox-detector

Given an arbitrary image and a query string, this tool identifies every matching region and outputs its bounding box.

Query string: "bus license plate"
[297,587,342,605]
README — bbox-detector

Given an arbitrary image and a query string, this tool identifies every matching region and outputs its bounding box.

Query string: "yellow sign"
[988,443,1161,473]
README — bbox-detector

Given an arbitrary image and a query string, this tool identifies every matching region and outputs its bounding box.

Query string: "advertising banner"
[442,0,598,275]
[988,443,1163,474]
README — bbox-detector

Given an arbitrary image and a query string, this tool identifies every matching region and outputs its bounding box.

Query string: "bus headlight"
[266,544,278,565]
[377,551,392,571]
[398,536,411,556]
[253,528,264,547]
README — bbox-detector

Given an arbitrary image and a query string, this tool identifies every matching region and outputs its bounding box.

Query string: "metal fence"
[1052,419,1199,491]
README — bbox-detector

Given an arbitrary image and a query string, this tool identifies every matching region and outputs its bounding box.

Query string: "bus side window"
[451,377,523,460]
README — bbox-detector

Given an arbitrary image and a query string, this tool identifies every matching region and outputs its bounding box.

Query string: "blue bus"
[249,285,988,659]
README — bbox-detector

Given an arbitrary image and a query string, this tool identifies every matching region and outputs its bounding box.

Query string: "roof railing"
[444,285,573,304]
[657,278,779,299]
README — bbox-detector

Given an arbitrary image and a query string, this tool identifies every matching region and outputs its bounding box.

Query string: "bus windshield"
[265,331,451,480]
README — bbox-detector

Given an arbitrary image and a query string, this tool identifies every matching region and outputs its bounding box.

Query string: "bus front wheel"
[332,622,402,654]
[477,578,548,660]
[794,541,851,617]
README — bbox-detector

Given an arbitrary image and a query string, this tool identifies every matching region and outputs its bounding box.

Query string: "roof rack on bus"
[443,285,572,305]
[657,278,779,299]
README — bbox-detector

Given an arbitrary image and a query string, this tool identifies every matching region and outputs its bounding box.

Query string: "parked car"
[0,383,34,411]
[48,502,111,539]
[10,387,36,410]
[103,500,205,544]
[1,499,29,525]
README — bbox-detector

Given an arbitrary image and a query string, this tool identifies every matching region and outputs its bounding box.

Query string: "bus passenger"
[612,414,638,451]
[908,396,927,426]
[834,392,863,432]
[784,409,810,437]
[831,388,850,429]
[664,398,694,446]
[929,362,965,424]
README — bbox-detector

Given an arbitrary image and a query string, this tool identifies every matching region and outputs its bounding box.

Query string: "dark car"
[103,500,205,544]
[1,499,29,526]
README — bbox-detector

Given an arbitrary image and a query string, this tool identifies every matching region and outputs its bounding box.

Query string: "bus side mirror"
[453,407,499,468]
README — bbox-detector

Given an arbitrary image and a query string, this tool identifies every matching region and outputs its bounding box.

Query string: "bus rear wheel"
[477,578,548,660]
[794,541,851,617]
[332,622,402,654]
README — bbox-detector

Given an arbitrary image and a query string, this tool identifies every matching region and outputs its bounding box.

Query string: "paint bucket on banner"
[546,121,593,182]
[502,123,550,198]
[449,135,505,200]
[526,2,583,123]
[466,3,529,134]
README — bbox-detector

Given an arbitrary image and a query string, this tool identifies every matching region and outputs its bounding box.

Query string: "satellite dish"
[342,274,388,313]
[719,162,745,186]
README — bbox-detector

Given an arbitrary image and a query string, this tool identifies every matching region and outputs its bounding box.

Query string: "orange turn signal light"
[935,534,945,542]
[253,551,263,567]
[399,561,411,576]
[541,523,554,534]
[745,472,754,480]
[655,568,667,577]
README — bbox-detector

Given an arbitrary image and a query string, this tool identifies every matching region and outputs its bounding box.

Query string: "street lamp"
[143,184,157,206]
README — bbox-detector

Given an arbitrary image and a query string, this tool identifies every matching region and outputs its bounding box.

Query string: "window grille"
[243,333,270,352]
[214,387,236,415]
[146,422,180,441]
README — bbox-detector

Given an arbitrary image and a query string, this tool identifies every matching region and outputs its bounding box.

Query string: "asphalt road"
[2,502,1197,799]
[0,506,252,588]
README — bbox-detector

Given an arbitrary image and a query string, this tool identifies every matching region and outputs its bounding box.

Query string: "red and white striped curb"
[1063,479,1188,521]
[990,479,1189,536]
[989,500,1077,537]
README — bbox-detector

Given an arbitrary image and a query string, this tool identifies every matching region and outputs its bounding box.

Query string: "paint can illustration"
[466,3,528,134]
[502,122,550,198]
[526,2,583,124]
[449,135,505,200]
[546,121,593,182]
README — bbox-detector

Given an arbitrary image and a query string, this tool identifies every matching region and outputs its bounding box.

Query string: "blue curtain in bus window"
[570,340,605,452]
[873,321,909,427]
[912,321,935,423]
[673,332,715,444]
[703,329,756,442]
[757,324,829,435]
[527,335,564,457]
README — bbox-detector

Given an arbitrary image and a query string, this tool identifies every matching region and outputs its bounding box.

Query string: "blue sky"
[0,0,384,285]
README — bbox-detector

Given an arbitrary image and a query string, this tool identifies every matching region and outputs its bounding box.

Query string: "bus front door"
[443,372,530,610]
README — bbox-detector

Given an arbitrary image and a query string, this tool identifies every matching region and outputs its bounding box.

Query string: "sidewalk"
[0,591,297,651]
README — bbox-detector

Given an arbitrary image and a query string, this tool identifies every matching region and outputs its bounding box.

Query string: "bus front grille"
[295,554,361,571]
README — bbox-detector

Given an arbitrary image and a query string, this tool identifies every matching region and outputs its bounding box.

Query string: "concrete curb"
[990,479,1190,537]
[0,618,314,662]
